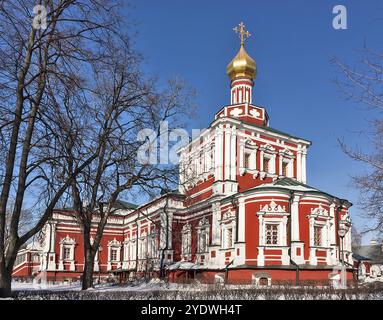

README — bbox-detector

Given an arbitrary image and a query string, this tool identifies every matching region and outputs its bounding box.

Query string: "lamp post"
[338,220,350,289]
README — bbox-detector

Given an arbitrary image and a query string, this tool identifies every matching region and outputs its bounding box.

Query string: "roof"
[353,244,383,264]
[235,177,351,204]
[113,200,138,210]
[240,119,312,145]
[352,253,371,262]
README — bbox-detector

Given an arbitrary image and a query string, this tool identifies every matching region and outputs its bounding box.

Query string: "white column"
[215,126,223,180]
[301,149,307,184]
[239,139,245,171]
[291,195,300,241]
[329,204,336,245]
[230,126,237,180]
[237,198,245,242]
[297,149,302,181]
[211,203,221,246]
[224,127,231,180]
[279,155,283,176]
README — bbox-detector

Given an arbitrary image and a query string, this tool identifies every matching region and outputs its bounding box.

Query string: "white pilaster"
[291,195,300,241]
[297,148,302,182]
[224,126,231,180]
[230,126,237,180]
[237,198,245,243]
[301,149,307,184]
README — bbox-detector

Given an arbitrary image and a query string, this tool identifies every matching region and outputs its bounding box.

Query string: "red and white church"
[12,23,354,285]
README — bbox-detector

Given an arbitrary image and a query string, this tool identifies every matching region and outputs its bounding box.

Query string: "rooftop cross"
[233,22,251,46]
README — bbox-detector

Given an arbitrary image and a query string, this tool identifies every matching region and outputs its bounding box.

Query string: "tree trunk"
[81,230,95,290]
[0,267,12,298]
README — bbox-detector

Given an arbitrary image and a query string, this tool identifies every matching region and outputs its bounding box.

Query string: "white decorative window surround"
[257,200,289,266]
[307,204,333,265]
[197,217,210,253]
[122,236,132,269]
[107,238,122,270]
[279,148,295,178]
[220,209,236,249]
[148,232,158,259]
[259,144,277,179]
[181,223,192,259]
[138,231,148,260]
[239,139,258,176]
[58,235,76,271]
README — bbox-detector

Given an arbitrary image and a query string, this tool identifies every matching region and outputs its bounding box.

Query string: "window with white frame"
[314,225,322,247]
[59,235,76,262]
[197,217,210,253]
[107,238,121,263]
[139,236,148,259]
[264,157,270,173]
[63,247,71,260]
[198,231,208,253]
[181,224,192,255]
[260,144,276,174]
[282,161,288,176]
[224,226,233,248]
[265,224,279,245]
[111,248,118,261]
[149,234,157,258]
[244,152,251,169]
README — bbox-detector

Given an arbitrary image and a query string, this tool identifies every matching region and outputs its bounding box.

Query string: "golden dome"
[226,44,257,81]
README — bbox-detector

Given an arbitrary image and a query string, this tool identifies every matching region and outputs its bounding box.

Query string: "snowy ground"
[11,279,189,292]
[7,279,383,300]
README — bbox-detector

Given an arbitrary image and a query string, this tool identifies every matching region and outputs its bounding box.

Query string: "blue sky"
[124,0,383,243]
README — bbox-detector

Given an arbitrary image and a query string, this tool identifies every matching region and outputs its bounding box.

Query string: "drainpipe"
[225,259,235,284]
[289,191,299,286]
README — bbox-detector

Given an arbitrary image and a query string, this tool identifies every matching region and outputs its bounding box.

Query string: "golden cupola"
[226,22,257,81]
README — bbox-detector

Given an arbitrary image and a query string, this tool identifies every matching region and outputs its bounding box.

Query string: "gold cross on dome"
[233,22,251,46]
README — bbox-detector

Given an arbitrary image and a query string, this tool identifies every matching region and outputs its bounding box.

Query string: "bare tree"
[55,38,194,289]
[332,46,383,237]
[0,0,126,297]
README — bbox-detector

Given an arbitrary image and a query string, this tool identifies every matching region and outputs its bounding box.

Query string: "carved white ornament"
[182,223,192,233]
[60,235,76,245]
[108,238,121,247]
[230,107,243,117]
[261,143,276,152]
[249,108,261,118]
[222,209,236,221]
[260,200,286,213]
[280,148,294,157]
[198,216,210,227]
[310,204,329,216]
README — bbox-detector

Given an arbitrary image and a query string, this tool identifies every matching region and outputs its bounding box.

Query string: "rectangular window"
[282,162,288,176]
[198,232,208,253]
[111,248,118,261]
[244,153,251,169]
[182,233,191,255]
[225,227,233,248]
[265,224,279,245]
[314,226,322,247]
[263,158,270,173]
[63,247,71,260]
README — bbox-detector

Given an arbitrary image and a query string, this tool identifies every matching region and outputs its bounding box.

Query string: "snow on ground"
[11,279,214,292]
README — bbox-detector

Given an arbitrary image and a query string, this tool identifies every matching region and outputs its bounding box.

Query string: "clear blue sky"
[124,0,383,243]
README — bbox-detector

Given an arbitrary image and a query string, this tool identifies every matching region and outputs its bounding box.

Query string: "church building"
[12,23,354,285]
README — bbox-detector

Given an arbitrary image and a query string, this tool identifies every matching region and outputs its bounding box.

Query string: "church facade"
[12,23,354,285]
